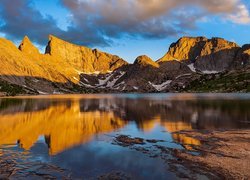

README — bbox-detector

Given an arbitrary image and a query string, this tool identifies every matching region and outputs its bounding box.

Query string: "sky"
[0,0,250,63]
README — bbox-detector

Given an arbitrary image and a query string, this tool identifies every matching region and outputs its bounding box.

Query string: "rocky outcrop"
[134,55,159,68]
[45,35,127,73]
[18,36,40,58]
[235,44,250,67]
[158,37,240,72]
[158,37,208,62]
[0,35,249,94]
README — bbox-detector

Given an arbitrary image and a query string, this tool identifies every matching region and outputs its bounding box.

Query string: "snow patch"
[83,78,89,83]
[113,81,125,90]
[97,71,126,88]
[107,72,126,88]
[79,81,95,88]
[187,63,196,72]
[149,80,172,91]
[175,73,192,79]
[98,73,113,86]
[38,91,48,95]
[73,76,95,88]
[202,70,219,74]
[32,79,39,83]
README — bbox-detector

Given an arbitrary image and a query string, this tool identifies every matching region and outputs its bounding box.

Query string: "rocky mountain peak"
[157,37,207,63]
[45,35,127,73]
[18,36,40,57]
[157,36,240,71]
[134,55,159,68]
[158,36,239,63]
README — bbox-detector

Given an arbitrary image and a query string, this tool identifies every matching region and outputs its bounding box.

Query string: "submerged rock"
[115,135,145,146]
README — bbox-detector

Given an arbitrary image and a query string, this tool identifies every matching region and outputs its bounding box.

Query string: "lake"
[0,94,250,179]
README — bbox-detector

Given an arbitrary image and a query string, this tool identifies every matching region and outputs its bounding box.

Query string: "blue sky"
[0,0,250,62]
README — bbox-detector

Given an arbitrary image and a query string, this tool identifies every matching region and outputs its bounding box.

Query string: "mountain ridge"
[0,35,249,95]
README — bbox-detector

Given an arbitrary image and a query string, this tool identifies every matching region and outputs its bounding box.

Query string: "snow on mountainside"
[0,35,249,95]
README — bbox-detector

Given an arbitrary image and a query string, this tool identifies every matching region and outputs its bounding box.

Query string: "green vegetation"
[0,80,26,96]
[184,71,250,93]
[71,84,99,94]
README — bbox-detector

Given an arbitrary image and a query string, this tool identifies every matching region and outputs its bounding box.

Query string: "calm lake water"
[0,93,250,179]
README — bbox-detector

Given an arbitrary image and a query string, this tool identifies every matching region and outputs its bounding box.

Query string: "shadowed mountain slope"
[0,35,249,94]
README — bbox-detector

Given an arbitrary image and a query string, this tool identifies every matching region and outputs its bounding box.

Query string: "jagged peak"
[20,36,32,46]
[177,36,208,41]
[134,55,159,68]
[158,36,239,63]
[23,35,31,42]
[45,34,92,55]
[171,36,236,46]
[18,36,40,56]
[47,34,69,47]
[48,34,66,43]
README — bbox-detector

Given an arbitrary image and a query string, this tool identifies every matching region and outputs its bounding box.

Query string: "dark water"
[0,94,250,179]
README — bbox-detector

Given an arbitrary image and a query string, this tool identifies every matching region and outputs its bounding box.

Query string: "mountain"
[0,35,249,95]
[45,35,128,73]
[158,37,240,72]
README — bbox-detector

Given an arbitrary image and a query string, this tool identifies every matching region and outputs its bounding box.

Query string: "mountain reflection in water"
[0,94,249,155]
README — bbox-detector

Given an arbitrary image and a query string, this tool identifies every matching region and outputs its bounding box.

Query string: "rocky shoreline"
[113,130,250,179]
[172,129,250,179]
[0,129,249,179]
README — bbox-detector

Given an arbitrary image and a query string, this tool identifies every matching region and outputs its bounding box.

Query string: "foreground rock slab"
[173,130,250,179]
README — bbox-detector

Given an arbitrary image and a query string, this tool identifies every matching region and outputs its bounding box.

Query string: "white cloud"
[226,4,250,24]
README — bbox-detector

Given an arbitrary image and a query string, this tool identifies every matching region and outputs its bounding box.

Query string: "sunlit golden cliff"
[0,35,127,88]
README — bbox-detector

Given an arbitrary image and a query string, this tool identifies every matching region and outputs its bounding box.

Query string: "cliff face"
[158,37,240,71]
[235,44,250,67]
[45,35,127,73]
[158,37,208,62]
[0,38,47,83]
[0,35,128,93]
[18,36,41,58]
[0,35,249,94]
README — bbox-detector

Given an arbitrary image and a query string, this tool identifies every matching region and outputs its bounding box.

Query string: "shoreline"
[171,129,250,179]
[0,129,249,179]
[112,129,250,179]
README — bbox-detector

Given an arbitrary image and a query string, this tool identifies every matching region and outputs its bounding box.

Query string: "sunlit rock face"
[158,37,208,62]
[0,38,48,84]
[134,55,159,68]
[0,35,128,93]
[45,35,127,73]
[158,37,240,71]
[18,36,41,58]
[0,35,249,93]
